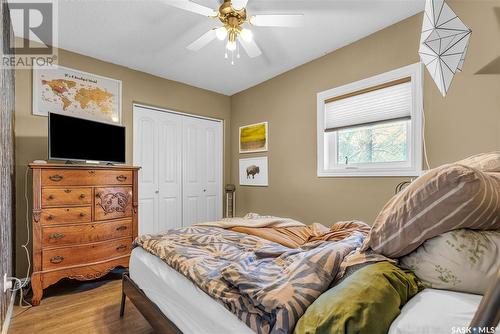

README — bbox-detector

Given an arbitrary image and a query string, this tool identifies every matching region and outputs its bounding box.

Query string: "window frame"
[317,63,423,177]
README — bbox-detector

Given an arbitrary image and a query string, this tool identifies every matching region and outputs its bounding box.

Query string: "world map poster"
[33,66,122,124]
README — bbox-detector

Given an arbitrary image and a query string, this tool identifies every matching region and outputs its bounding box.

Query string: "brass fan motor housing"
[218,0,247,29]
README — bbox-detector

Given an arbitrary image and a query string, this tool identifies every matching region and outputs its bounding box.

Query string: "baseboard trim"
[1,290,16,334]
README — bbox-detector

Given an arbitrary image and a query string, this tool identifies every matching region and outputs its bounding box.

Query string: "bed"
[120,153,500,333]
[125,247,488,334]
[128,247,253,334]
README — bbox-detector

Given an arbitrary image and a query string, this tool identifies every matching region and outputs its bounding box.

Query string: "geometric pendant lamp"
[418,0,471,96]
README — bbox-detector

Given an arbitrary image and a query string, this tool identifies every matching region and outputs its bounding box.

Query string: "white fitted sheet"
[129,247,254,334]
[389,288,484,334]
[131,247,490,334]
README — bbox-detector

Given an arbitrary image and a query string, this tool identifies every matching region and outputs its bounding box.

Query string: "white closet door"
[182,117,222,226]
[157,113,183,232]
[133,108,159,235]
[134,106,183,234]
[201,120,223,222]
[134,104,222,233]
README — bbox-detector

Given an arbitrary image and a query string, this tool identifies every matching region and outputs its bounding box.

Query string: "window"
[317,63,423,177]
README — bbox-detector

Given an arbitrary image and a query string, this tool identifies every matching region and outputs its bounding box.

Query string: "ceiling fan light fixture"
[240,28,253,42]
[176,0,303,62]
[215,27,227,41]
[226,40,237,51]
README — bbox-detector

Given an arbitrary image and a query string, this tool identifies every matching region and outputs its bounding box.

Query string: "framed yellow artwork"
[239,122,268,153]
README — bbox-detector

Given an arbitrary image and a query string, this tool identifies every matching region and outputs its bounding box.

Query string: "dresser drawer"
[41,169,132,186]
[42,238,132,270]
[41,187,92,207]
[40,207,92,225]
[42,220,132,247]
[94,187,132,221]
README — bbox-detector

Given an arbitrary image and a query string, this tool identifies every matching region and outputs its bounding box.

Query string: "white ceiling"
[54,0,424,95]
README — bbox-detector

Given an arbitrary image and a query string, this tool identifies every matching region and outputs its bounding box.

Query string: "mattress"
[129,247,254,334]
[388,288,483,334]
[131,247,488,334]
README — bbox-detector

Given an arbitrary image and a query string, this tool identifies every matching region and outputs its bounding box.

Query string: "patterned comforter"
[134,224,368,334]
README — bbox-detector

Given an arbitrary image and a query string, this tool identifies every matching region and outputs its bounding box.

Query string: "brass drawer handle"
[48,233,65,240]
[116,226,127,231]
[116,244,127,252]
[49,175,63,182]
[50,256,64,264]
[64,189,72,193]
[79,212,86,217]
[79,194,86,199]
[116,175,127,182]
[47,195,54,200]
[47,215,54,221]
[88,170,96,175]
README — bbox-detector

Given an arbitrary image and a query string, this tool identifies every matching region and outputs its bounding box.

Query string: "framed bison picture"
[239,157,268,186]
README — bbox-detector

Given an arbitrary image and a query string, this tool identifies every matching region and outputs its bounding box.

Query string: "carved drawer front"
[42,238,132,270]
[42,220,132,247]
[94,187,132,221]
[40,207,92,225]
[41,169,132,186]
[41,188,92,207]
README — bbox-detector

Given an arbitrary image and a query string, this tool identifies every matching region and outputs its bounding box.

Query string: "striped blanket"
[134,224,369,334]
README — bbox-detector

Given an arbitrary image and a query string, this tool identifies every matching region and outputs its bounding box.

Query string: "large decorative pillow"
[293,261,423,334]
[456,151,500,172]
[400,229,500,294]
[363,164,500,257]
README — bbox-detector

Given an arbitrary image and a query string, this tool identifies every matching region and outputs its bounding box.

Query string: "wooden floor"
[9,271,154,334]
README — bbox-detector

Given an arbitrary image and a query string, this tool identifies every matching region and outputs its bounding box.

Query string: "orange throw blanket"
[231,221,371,248]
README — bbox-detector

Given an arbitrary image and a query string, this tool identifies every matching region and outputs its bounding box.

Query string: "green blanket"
[294,261,424,334]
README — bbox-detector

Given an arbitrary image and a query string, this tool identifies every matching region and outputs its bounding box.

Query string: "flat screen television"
[49,112,126,164]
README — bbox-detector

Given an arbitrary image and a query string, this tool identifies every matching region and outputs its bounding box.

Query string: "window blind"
[324,78,412,131]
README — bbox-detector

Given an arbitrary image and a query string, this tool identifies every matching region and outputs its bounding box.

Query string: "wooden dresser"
[29,163,140,306]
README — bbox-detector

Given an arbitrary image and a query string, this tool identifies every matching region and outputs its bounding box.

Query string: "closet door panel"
[133,111,158,235]
[138,198,155,234]
[158,115,182,231]
[202,122,222,222]
[205,195,217,222]
[182,119,206,226]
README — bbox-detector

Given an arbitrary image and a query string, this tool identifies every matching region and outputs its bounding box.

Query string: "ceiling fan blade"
[231,0,249,10]
[250,14,304,27]
[239,38,262,58]
[164,0,217,16]
[187,29,217,51]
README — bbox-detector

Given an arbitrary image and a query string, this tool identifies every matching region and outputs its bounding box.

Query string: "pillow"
[293,261,423,334]
[456,151,500,172]
[400,229,500,294]
[363,164,500,257]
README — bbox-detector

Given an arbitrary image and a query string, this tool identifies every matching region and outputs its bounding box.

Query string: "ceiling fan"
[165,0,304,63]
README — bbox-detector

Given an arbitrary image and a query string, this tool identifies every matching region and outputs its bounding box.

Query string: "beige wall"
[14,1,500,275]
[230,1,500,225]
[14,47,231,275]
